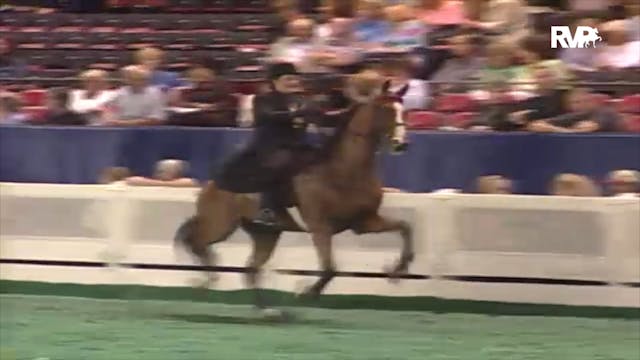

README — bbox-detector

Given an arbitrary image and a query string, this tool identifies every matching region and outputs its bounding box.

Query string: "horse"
[174,70,414,309]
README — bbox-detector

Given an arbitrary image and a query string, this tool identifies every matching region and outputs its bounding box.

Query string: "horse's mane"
[316,106,358,161]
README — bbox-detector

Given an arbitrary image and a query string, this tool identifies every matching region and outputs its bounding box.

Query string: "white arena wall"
[0,182,638,308]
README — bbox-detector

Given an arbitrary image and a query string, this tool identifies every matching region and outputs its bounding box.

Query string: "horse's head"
[343,70,409,152]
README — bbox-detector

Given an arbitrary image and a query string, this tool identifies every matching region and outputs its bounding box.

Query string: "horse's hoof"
[384,263,408,284]
[259,308,293,323]
[189,277,215,289]
[294,281,312,298]
[296,286,320,301]
[260,307,283,318]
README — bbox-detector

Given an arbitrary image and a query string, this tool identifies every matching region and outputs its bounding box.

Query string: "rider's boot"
[247,191,285,232]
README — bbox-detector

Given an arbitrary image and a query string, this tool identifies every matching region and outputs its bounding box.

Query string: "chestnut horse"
[175,71,414,308]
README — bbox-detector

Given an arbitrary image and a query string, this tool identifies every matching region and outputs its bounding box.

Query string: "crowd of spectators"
[474,170,639,197]
[98,158,639,198]
[0,0,639,133]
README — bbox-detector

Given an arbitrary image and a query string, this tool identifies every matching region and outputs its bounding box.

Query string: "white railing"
[1,182,639,307]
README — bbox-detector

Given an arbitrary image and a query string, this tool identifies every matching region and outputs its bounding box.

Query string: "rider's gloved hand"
[296,101,323,117]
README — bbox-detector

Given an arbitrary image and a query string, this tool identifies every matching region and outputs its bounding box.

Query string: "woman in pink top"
[419,0,465,27]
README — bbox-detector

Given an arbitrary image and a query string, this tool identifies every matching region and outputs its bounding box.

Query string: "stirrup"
[253,208,277,225]
[246,208,282,233]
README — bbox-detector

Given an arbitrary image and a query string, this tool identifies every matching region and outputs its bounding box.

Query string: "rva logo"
[551,26,602,48]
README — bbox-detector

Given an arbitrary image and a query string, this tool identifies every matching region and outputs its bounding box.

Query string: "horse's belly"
[326,189,382,220]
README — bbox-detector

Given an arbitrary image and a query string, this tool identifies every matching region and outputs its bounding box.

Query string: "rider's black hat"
[267,62,300,81]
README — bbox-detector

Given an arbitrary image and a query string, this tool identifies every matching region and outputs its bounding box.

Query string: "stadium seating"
[620,94,640,114]
[406,111,442,129]
[20,88,47,107]
[433,93,478,113]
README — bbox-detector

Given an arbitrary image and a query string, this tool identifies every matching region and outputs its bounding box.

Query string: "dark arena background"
[1,1,639,359]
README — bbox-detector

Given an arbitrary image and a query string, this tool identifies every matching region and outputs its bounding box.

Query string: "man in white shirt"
[69,69,116,124]
[381,57,430,111]
[104,65,167,127]
[596,20,640,70]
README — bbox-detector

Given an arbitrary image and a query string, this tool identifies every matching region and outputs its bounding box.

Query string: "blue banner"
[1,126,639,194]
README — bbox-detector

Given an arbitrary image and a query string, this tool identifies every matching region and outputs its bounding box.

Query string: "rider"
[217,62,322,231]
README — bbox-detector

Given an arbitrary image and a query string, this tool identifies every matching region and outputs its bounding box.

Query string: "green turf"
[1,294,639,360]
[2,280,639,319]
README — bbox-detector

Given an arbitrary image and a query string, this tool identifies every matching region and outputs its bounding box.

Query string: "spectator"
[430,32,484,92]
[135,47,186,90]
[273,0,303,37]
[475,175,513,194]
[596,20,640,70]
[419,0,465,27]
[269,17,319,72]
[0,37,27,78]
[467,80,522,131]
[43,87,86,125]
[528,88,622,133]
[517,65,568,124]
[463,0,530,45]
[98,166,131,185]
[104,65,166,126]
[354,0,391,45]
[521,34,572,89]
[126,159,198,187]
[475,40,532,96]
[380,57,430,110]
[606,169,640,197]
[311,18,362,72]
[550,173,601,197]
[169,66,238,127]
[0,92,29,125]
[322,0,356,18]
[383,4,427,50]
[567,0,609,12]
[624,0,640,41]
[69,69,116,124]
[314,3,336,42]
[559,18,601,72]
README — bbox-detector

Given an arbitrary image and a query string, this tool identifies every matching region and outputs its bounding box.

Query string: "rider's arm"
[317,107,352,127]
[253,95,296,124]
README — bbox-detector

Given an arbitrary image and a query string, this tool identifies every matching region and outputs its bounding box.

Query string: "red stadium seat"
[446,112,477,129]
[169,0,203,13]
[23,106,48,122]
[622,114,640,132]
[21,17,51,33]
[14,33,50,50]
[21,89,47,107]
[433,93,477,112]
[591,93,612,106]
[203,0,231,12]
[233,0,269,12]
[199,17,231,32]
[406,111,443,129]
[234,14,278,32]
[619,94,640,114]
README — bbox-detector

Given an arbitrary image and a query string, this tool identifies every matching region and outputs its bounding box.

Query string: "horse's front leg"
[243,229,281,309]
[301,230,336,299]
[353,215,415,281]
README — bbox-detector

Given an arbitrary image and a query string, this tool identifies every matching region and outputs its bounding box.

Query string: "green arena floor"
[1,286,639,360]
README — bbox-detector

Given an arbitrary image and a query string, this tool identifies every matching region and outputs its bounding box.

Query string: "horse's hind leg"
[243,229,281,309]
[353,215,415,281]
[178,183,241,288]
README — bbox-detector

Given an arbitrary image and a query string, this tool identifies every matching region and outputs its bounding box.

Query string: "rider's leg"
[251,188,281,226]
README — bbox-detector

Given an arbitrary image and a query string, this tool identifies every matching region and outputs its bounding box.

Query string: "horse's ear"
[382,79,391,94]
